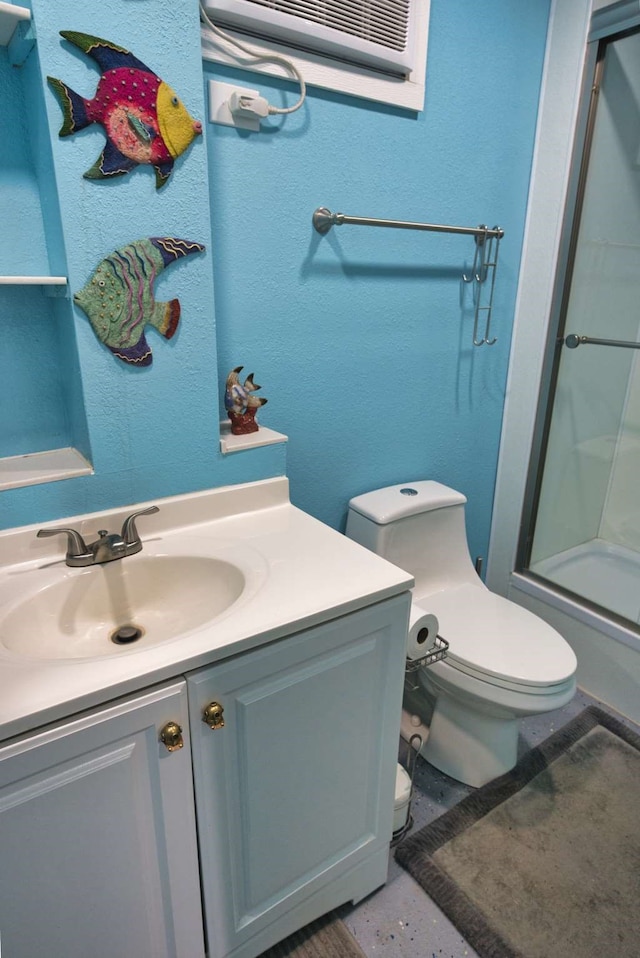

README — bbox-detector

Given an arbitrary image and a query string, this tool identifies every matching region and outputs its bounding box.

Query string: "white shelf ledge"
[0,276,67,286]
[220,421,287,455]
[0,448,93,492]
[0,2,30,47]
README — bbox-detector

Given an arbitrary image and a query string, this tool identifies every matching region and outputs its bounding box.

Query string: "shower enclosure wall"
[488,0,640,724]
[526,23,640,626]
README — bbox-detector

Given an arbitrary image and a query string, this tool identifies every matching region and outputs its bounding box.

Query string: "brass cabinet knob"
[202,701,225,730]
[160,721,184,752]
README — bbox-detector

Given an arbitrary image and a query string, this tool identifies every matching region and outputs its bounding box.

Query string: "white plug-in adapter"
[208,80,261,131]
[228,91,270,119]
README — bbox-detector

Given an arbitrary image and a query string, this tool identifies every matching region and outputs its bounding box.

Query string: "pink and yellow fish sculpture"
[48,31,202,189]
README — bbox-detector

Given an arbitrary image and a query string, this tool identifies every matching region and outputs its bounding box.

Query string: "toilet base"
[401,681,520,788]
[401,701,518,788]
[423,691,518,787]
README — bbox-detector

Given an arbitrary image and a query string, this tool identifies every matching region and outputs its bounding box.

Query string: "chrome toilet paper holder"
[404,635,449,691]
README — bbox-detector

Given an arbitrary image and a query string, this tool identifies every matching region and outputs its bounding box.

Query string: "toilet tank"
[346,481,479,598]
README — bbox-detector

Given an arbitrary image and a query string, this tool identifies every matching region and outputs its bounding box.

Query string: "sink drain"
[110,624,145,646]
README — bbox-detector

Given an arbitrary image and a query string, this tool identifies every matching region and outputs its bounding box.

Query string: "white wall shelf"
[0,448,93,492]
[0,2,30,47]
[0,276,67,285]
[220,420,287,455]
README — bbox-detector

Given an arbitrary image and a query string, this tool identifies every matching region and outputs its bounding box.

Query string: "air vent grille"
[243,1,410,52]
[203,0,417,76]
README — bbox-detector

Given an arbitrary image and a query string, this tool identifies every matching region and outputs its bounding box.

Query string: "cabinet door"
[188,595,409,958]
[0,680,204,958]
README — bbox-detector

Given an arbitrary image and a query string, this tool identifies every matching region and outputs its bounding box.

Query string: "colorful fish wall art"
[48,31,202,189]
[73,237,205,366]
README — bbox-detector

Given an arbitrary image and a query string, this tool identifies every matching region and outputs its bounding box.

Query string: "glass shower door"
[524,28,640,627]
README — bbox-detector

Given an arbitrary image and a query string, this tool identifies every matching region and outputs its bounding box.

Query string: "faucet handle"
[37,526,91,559]
[121,505,160,547]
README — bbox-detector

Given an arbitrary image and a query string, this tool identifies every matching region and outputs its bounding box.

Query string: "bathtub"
[504,541,640,725]
[530,539,640,626]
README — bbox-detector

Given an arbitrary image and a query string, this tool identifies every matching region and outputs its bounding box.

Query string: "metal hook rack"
[312,207,504,347]
[462,226,501,346]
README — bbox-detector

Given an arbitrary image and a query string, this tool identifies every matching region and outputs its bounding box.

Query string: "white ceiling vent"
[202,0,417,76]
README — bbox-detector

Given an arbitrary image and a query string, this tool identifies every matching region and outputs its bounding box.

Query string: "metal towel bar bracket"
[312,207,504,347]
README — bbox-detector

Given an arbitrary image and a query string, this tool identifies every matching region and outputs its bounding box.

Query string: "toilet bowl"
[346,481,577,787]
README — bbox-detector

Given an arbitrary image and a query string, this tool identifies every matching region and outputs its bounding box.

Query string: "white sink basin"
[0,553,247,660]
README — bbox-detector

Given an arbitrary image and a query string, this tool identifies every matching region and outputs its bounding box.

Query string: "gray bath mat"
[395,706,640,958]
[258,910,366,958]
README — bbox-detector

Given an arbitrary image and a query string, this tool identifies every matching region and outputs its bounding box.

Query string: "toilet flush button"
[400,488,418,496]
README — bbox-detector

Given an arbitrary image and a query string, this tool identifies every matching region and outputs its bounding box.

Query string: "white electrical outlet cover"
[208,80,261,131]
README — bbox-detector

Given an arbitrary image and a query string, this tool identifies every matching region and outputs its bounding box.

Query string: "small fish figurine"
[73,237,205,366]
[48,31,202,189]
[225,366,268,435]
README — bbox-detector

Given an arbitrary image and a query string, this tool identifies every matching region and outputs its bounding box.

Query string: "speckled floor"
[341,688,640,958]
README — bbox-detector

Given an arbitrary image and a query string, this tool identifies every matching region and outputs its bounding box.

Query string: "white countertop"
[0,478,413,742]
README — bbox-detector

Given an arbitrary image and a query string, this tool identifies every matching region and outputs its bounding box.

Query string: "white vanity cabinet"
[188,596,407,958]
[0,680,205,958]
[0,593,408,958]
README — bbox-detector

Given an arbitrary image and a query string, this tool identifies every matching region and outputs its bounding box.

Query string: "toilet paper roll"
[407,604,440,661]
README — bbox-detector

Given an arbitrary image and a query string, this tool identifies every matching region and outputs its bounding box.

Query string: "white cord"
[199,1,306,115]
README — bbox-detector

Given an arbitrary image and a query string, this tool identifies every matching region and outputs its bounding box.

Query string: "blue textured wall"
[1,0,284,530]
[1,42,71,461]
[1,0,550,566]
[207,0,551,559]
[1,286,68,458]
[0,45,47,273]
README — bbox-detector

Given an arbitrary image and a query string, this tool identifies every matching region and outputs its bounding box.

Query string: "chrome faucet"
[37,506,160,567]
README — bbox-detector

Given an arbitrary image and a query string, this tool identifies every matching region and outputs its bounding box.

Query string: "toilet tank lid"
[348,481,466,524]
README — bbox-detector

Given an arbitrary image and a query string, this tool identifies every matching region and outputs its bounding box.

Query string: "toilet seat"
[415,583,577,689]
[438,656,575,696]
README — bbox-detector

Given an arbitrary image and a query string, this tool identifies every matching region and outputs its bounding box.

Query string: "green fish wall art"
[48,31,202,189]
[73,237,205,366]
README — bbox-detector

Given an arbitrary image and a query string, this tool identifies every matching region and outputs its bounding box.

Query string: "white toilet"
[346,480,577,788]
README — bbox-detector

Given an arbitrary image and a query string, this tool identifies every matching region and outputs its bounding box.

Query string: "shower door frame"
[486,0,640,719]
[515,36,600,573]
[513,10,640,633]
[486,0,640,636]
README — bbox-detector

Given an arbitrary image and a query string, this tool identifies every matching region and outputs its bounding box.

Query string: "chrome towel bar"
[565,333,640,350]
[312,207,504,240]
[312,207,504,346]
